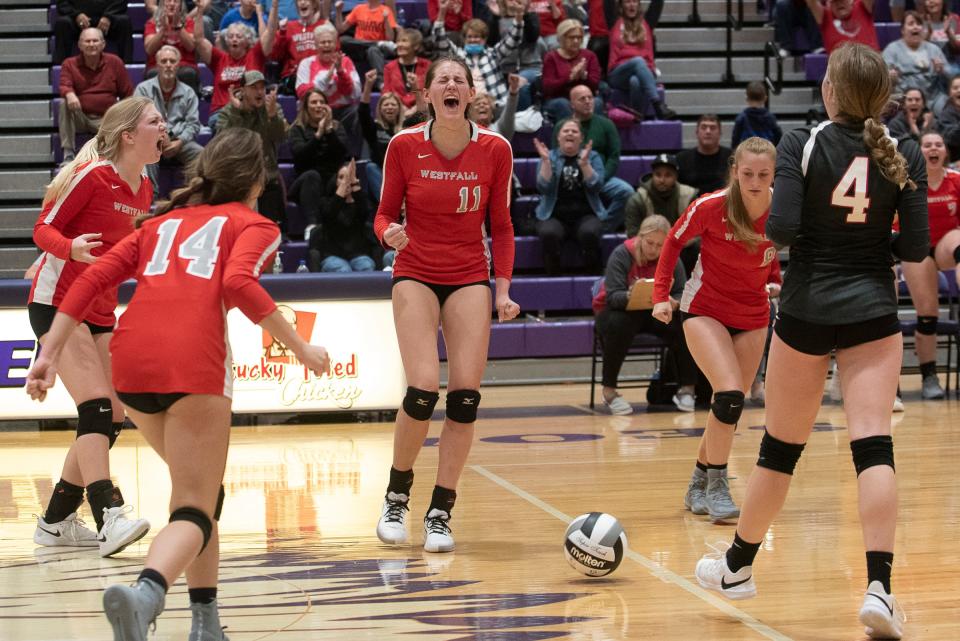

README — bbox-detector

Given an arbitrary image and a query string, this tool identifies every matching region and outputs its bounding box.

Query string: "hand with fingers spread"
[71,232,103,263]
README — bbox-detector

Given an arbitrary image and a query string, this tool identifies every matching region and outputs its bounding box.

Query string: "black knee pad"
[916,315,938,336]
[402,386,439,421]
[710,390,745,426]
[757,430,806,475]
[76,398,114,439]
[170,506,213,552]
[214,485,225,521]
[446,389,481,424]
[850,435,895,476]
[109,422,123,448]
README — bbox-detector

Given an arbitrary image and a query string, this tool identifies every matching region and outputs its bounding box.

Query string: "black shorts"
[117,391,189,414]
[393,276,490,307]
[28,302,113,339]
[774,312,902,356]
[682,312,746,336]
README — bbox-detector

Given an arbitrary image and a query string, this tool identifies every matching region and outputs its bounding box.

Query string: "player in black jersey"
[693,43,928,640]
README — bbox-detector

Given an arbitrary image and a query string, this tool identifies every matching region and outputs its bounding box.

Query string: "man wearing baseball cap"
[216,70,289,229]
[625,153,698,272]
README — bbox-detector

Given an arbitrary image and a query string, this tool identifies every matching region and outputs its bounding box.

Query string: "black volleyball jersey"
[768,121,929,324]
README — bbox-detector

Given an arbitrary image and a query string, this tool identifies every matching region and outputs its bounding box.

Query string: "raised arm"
[260,0,281,56]
[193,0,212,64]
[804,0,824,25]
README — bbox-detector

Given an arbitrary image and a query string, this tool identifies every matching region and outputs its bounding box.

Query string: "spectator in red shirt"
[382,28,430,115]
[194,0,280,130]
[586,0,616,70]
[335,0,398,88]
[54,0,134,63]
[273,0,328,95]
[542,19,602,123]
[804,0,879,53]
[530,0,565,48]
[58,28,133,164]
[428,0,472,46]
[144,0,200,94]
[607,0,676,120]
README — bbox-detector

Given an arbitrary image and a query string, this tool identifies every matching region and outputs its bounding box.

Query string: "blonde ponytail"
[43,95,156,206]
[863,117,916,189]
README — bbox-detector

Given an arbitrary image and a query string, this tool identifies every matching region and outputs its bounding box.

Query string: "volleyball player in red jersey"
[695,44,928,639]
[29,96,161,557]
[372,56,520,553]
[899,129,960,399]
[652,137,781,524]
[26,129,331,641]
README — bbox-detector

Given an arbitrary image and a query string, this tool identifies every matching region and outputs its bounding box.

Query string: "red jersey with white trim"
[653,189,781,331]
[924,169,960,246]
[374,120,515,284]
[29,159,152,327]
[58,203,281,397]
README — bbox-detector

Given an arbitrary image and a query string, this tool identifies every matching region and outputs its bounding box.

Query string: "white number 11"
[457,186,482,213]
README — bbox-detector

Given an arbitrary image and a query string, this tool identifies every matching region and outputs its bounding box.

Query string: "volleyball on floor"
[564,512,627,577]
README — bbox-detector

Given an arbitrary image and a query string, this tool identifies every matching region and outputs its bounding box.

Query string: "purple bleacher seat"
[804,53,827,82]
[619,121,681,152]
[510,277,576,310]
[513,234,626,271]
[524,319,595,357]
[133,34,144,62]
[438,322,525,359]
[279,241,308,272]
[511,128,552,154]
[396,0,429,24]
[129,4,149,30]
[876,22,900,48]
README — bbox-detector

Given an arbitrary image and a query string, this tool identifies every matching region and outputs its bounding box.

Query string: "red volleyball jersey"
[374,120,515,284]
[273,17,326,79]
[30,160,152,327]
[58,203,281,397]
[926,169,960,246]
[654,189,782,331]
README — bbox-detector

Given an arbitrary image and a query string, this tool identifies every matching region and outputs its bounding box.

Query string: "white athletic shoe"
[672,391,696,413]
[98,506,150,558]
[892,396,904,413]
[376,492,410,544]
[188,599,230,641]
[33,512,99,547]
[603,393,633,415]
[423,508,455,553]
[695,545,757,600]
[859,580,905,640]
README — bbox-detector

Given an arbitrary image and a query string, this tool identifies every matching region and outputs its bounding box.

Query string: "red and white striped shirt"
[59,203,280,397]
[374,121,515,285]
[29,160,152,327]
[653,189,782,331]
[295,53,361,104]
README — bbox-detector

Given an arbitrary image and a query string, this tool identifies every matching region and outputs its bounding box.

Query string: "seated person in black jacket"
[360,68,406,205]
[55,0,134,63]
[308,159,380,272]
[288,87,351,241]
[592,214,697,415]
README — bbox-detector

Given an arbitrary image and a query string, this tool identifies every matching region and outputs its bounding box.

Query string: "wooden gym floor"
[0,381,957,640]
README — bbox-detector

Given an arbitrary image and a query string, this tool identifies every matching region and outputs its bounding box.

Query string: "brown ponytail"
[726,137,776,251]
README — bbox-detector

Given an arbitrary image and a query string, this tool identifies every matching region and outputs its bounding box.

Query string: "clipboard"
[626,278,656,311]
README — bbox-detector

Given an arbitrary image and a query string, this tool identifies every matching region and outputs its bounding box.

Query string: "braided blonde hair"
[828,42,916,189]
